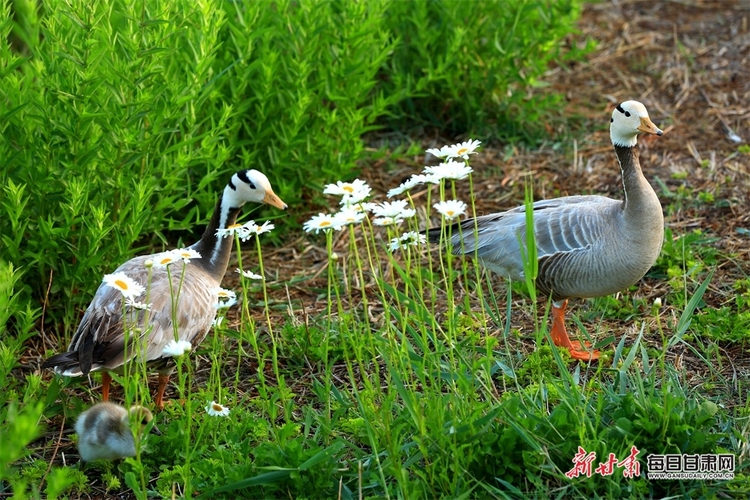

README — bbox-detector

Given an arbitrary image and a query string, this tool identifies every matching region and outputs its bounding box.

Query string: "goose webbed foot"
[154,373,170,411]
[550,299,600,362]
[101,372,112,401]
[566,341,601,361]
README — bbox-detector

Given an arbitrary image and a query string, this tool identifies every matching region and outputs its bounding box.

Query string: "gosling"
[75,402,160,462]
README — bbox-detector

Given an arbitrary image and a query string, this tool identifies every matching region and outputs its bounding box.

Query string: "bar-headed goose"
[43,170,287,407]
[75,402,160,462]
[428,101,664,360]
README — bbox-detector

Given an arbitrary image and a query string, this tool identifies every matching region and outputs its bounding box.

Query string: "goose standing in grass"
[76,402,160,462]
[427,101,664,360]
[43,170,287,408]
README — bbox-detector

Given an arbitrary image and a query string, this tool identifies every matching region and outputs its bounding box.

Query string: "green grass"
[3,144,748,498]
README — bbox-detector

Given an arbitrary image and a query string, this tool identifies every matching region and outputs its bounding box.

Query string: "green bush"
[214,0,397,202]
[1,0,237,332]
[382,0,592,141]
[1,0,589,328]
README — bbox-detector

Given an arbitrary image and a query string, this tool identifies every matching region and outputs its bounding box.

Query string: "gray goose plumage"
[75,402,160,462]
[427,100,664,360]
[43,170,287,407]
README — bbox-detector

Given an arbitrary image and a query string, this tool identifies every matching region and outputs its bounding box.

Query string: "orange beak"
[263,191,288,210]
[637,116,663,136]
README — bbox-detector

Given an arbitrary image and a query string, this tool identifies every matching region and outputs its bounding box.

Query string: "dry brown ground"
[31,1,750,495]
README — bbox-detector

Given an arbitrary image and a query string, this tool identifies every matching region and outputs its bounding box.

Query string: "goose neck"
[615,144,660,217]
[191,187,243,281]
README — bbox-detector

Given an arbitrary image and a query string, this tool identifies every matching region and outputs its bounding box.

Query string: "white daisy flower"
[424,174,441,184]
[125,297,152,311]
[212,287,236,300]
[338,193,370,207]
[236,269,264,280]
[389,231,427,252]
[214,297,238,309]
[153,252,180,269]
[446,139,482,160]
[426,145,451,159]
[212,316,224,328]
[205,401,230,417]
[212,287,237,309]
[433,200,467,220]
[333,207,366,227]
[373,216,403,226]
[236,221,257,239]
[424,160,473,181]
[162,339,192,357]
[172,248,201,264]
[323,179,371,204]
[103,272,145,299]
[427,139,481,160]
[388,238,401,252]
[371,199,406,217]
[303,213,341,233]
[253,220,275,235]
[354,202,378,213]
[216,223,245,239]
[388,174,429,198]
[239,220,275,241]
[371,200,416,219]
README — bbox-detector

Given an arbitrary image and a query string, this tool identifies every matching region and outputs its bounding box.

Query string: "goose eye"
[624,111,631,117]
[141,418,148,425]
[237,170,256,190]
[610,118,614,123]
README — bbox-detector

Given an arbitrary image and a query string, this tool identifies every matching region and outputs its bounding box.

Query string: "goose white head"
[224,169,287,210]
[610,101,663,147]
[75,402,160,462]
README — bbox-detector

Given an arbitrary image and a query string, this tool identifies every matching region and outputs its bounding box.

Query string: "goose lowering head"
[75,402,160,462]
[42,170,287,407]
[427,101,664,360]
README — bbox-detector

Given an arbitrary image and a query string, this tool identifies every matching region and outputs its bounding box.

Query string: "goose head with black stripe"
[42,170,287,408]
[426,100,664,361]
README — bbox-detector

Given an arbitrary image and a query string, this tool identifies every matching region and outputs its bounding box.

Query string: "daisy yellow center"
[212,403,224,411]
[446,210,455,216]
[228,223,243,229]
[456,147,468,155]
[320,221,332,227]
[160,257,173,265]
[115,280,129,290]
[343,186,354,193]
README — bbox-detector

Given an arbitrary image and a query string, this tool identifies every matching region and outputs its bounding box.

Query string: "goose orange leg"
[101,372,112,401]
[550,300,600,361]
[154,374,170,410]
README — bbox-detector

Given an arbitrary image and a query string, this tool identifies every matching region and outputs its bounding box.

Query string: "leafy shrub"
[213,0,397,202]
[1,0,237,331]
[382,0,593,141]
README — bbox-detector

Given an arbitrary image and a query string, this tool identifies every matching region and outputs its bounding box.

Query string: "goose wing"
[44,254,219,376]
[445,195,621,285]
